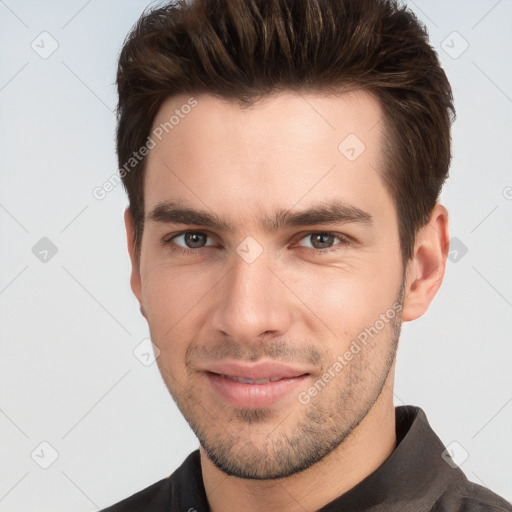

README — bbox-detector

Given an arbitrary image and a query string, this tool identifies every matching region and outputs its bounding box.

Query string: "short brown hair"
[116,0,455,262]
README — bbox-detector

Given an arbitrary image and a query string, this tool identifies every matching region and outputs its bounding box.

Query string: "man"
[102,0,512,510]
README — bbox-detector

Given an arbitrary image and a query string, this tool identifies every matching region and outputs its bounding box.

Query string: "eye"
[161,230,353,257]
[296,232,352,254]
[162,231,215,255]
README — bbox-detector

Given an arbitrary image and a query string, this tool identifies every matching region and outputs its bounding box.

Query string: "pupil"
[186,233,205,248]
[313,233,333,249]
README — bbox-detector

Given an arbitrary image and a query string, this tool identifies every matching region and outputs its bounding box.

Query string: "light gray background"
[0,1,511,510]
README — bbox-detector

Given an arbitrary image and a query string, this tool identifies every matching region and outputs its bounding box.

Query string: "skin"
[125,90,449,512]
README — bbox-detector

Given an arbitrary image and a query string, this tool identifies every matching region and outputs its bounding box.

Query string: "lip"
[206,360,311,381]
[203,360,312,408]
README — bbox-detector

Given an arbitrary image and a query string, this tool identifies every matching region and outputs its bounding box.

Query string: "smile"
[219,374,289,384]
[205,371,310,408]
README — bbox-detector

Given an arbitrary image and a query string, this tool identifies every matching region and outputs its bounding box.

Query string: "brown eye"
[163,231,215,251]
[297,232,346,251]
[309,233,337,249]
[181,232,208,248]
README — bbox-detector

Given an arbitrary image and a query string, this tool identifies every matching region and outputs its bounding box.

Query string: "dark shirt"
[101,405,512,511]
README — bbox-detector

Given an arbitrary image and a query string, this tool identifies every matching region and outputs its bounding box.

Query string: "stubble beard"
[171,286,404,480]
[202,341,398,479]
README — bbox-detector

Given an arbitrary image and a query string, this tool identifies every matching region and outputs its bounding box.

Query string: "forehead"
[148,89,384,154]
[143,90,393,230]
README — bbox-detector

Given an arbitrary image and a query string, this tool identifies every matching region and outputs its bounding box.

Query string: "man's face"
[130,90,406,479]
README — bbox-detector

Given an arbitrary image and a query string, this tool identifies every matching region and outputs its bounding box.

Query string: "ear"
[401,203,450,322]
[124,208,144,314]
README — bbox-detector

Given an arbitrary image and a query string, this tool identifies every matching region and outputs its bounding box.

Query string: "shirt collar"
[172,405,465,511]
[318,405,461,510]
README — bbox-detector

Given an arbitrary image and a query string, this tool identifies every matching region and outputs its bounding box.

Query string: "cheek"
[140,268,196,386]
[140,262,218,341]
[140,266,182,333]
[287,262,401,343]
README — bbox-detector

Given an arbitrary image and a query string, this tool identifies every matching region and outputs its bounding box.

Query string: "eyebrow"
[147,199,373,232]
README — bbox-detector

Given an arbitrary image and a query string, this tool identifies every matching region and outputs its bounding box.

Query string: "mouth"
[202,361,312,408]
[213,374,297,384]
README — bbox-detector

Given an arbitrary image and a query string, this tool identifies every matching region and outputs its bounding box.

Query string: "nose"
[209,249,293,345]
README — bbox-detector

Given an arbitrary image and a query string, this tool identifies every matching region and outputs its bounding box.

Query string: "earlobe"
[124,208,143,306]
[401,203,450,322]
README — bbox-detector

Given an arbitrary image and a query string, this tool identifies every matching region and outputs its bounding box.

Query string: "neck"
[201,369,397,512]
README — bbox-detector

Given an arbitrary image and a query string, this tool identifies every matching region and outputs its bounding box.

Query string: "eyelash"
[161,231,353,256]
